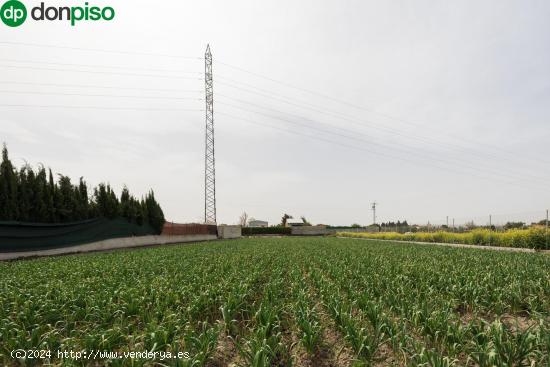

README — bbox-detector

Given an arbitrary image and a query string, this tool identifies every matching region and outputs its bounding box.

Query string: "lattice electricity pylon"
[204,44,216,224]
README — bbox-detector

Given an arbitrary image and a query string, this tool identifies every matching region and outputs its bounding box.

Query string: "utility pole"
[204,44,216,224]
[371,202,377,225]
[446,216,449,229]
[452,218,455,232]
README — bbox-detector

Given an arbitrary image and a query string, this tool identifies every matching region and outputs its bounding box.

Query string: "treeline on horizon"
[0,144,165,233]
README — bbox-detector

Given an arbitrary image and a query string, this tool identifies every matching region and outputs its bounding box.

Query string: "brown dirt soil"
[206,329,241,367]
[500,314,540,333]
[372,343,401,367]
[315,308,358,367]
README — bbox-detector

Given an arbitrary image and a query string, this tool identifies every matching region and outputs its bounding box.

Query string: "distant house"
[249,220,268,228]
[287,220,305,227]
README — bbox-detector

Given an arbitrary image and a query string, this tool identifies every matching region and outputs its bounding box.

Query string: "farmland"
[338,228,550,250]
[1,237,549,366]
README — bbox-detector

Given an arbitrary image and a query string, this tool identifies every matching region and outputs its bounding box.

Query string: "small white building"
[249,220,268,228]
[287,220,306,227]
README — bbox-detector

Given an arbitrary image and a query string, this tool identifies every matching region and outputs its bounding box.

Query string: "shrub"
[242,227,292,236]
[337,227,550,250]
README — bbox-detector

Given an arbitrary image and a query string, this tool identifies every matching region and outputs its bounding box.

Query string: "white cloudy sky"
[0,0,549,226]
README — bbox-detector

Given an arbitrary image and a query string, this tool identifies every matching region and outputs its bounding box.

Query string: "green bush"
[242,227,291,236]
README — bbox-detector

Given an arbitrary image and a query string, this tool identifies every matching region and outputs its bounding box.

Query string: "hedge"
[242,227,292,236]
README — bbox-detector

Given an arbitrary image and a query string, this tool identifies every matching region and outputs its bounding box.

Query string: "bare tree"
[281,213,293,227]
[239,212,249,227]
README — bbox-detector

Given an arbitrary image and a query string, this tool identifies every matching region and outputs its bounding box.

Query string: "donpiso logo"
[1,1,114,27]
[1,0,27,27]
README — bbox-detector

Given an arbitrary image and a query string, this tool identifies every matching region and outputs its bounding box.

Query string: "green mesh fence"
[0,218,156,252]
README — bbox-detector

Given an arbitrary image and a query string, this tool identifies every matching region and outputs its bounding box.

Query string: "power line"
[1,73,543,186]
[0,89,203,101]
[0,41,202,59]
[0,64,202,79]
[1,40,544,167]
[1,40,547,192]
[215,92,550,184]
[216,98,550,189]
[0,58,201,74]
[0,104,203,112]
[215,60,550,167]
[216,75,550,175]
[216,76,476,153]
[216,60,341,100]
[218,109,539,192]
[0,80,202,93]
[2,40,544,167]
[218,102,546,190]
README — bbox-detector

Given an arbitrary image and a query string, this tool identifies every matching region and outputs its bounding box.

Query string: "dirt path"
[338,236,550,254]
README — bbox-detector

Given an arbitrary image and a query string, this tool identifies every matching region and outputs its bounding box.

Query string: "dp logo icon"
[1,0,27,27]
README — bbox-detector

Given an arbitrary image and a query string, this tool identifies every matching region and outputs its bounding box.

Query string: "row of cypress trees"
[0,144,165,233]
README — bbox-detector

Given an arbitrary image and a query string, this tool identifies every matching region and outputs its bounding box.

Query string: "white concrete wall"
[218,225,242,239]
[0,234,217,261]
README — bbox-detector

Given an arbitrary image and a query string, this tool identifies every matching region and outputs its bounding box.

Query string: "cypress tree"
[94,183,108,218]
[35,166,48,222]
[0,143,165,227]
[57,175,75,221]
[78,177,88,219]
[145,190,165,234]
[128,197,139,223]
[120,186,130,219]
[18,166,35,222]
[47,168,56,222]
[0,144,18,220]
[106,184,120,219]
[139,198,148,226]
[73,186,82,220]
[0,149,4,219]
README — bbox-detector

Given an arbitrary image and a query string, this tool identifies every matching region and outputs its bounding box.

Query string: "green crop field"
[1,237,549,366]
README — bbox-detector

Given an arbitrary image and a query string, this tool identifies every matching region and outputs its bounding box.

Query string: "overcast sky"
[0,0,549,226]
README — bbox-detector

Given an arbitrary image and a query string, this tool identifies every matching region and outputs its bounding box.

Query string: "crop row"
[0,237,549,366]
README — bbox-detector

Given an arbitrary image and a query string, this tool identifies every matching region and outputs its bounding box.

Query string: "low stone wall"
[291,226,328,236]
[218,225,242,239]
[0,234,217,261]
